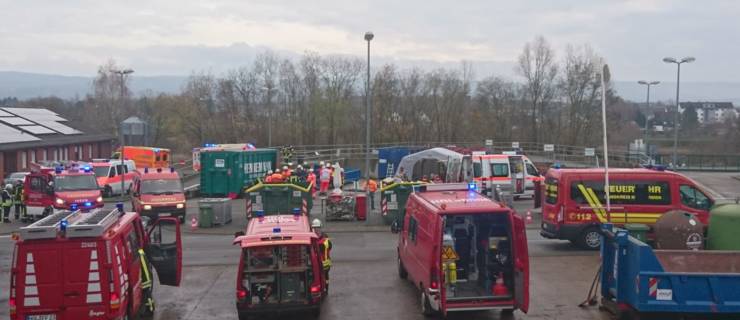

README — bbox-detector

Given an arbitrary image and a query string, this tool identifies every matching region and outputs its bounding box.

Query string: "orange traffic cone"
[525,211,533,224]
[191,216,198,231]
[493,273,509,296]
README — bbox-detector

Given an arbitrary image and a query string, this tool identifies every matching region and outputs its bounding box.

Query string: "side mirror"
[391,221,400,234]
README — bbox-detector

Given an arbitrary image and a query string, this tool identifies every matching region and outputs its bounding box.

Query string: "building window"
[88,145,93,159]
[21,151,27,169]
[42,149,47,161]
[30,150,36,164]
[63,148,68,161]
[54,148,59,161]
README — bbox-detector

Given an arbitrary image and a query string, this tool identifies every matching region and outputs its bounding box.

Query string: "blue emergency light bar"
[273,227,281,233]
[468,182,477,191]
[70,203,78,211]
[54,166,63,174]
[84,202,92,207]
[170,167,175,173]
[60,219,68,232]
[153,148,160,153]
[144,167,149,173]
[255,210,265,218]
[116,202,124,213]
[292,208,301,216]
[82,166,91,172]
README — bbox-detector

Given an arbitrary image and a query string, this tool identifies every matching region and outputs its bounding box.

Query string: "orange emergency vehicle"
[233,213,326,319]
[9,206,182,320]
[472,153,542,199]
[90,160,136,197]
[23,163,104,220]
[113,146,171,169]
[540,167,716,249]
[131,167,186,222]
[395,183,529,317]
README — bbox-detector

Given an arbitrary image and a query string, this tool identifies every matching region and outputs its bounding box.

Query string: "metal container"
[707,204,740,250]
[200,148,277,197]
[199,198,232,226]
[654,210,704,250]
[198,202,214,228]
[381,183,418,225]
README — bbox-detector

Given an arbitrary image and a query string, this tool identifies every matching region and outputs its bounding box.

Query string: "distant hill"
[1,70,739,104]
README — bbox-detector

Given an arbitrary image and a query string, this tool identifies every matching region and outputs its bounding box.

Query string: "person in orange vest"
[306,170,317,196]
[264,170,274,183]
[271,169,284,183]
[366,178,378,210]
[282,165,291,180]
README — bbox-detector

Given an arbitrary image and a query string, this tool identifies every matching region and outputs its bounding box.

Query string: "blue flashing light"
[84,202,92,207]
[153,148,160,153]
[292,208,301,216]
[82,166,91,172]
[144,167,149,174]
[255,210,265,218]
[60,219,68,232]
[116,202,124,213]
[54,166,63,174]
[70,203,78,211]
[273,227,281,234]
[467,182,477,191]
[552,163,562,169]
[170,167,175,173]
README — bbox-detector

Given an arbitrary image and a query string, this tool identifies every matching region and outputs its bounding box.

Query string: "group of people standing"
[263,161,345,194]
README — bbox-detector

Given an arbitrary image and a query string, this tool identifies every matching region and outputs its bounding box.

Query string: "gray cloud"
[0,0,738,82]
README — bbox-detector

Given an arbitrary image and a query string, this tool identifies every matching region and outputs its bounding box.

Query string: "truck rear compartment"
[442,214,514,301]
[243,245,312,306]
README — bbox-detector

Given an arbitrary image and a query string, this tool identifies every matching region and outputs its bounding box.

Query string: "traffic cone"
[493,273,509,296]
[525,211,533,224]
[191,216,198,231]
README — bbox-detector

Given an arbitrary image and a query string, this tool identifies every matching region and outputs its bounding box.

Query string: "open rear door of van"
[146,217,182,286]
[512,214,529,313]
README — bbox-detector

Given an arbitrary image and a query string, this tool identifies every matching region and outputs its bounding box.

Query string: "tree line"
[7,36,738,155]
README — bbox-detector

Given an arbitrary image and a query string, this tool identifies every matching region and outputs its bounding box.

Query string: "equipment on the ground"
[325,189,356,221]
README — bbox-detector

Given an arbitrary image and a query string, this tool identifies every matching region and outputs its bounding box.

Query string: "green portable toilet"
[708,204,740,250]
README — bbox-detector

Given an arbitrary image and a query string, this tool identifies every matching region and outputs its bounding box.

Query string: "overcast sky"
[1,0,738,82]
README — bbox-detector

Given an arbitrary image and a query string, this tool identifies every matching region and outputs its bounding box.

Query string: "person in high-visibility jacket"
[312,219,332,289]
[366,179,378,210]
[2,184,13,223]
[13,181,25,220]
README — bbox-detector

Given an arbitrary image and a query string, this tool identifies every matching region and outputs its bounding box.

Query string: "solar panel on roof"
[0,123,41,143]
[18,125,58,135]
[0,110,13,117]
[0,117,35,126]
[36,121,81,135]
[1,107,66,121]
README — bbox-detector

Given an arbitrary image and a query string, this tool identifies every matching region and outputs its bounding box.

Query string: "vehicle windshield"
[141,179,183,195]
[9,172,27,179]
[93,166,109,178]
[54,175,99,191]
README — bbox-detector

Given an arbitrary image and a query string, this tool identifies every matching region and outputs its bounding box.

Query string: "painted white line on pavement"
[0,235,11,239]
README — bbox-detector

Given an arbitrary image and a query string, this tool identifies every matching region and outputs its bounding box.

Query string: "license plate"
[27,315,56,320]
[159,212,172,216]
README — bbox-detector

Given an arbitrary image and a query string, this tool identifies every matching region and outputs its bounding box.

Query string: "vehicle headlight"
[176,203,185,209]
[55,198,65,205]
[96,196,103,203]
[143,205,152,210]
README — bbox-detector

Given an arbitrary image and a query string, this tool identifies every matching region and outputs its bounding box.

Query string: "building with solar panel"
[0,107,115,178]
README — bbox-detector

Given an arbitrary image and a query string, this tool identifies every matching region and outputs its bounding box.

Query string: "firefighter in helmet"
[2,184,13,223]
[13,180,26,221]
[312,218,332,290]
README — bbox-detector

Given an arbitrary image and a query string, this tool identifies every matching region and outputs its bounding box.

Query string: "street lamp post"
[364,31,374,217]
[111,68,134,197]
[663,56,695,167]
[637,80,660,158]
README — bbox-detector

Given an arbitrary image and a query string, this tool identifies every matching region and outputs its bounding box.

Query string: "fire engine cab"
[131,167,186,222]
[9,206,182,320]
[23,163,104,221]
[394,183,529,317]
[233,212,326,319]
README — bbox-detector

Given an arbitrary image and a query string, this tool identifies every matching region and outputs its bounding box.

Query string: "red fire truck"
[23,163,104,221]
[233,213,326,319]
[394,183,529,317]
[131,167,186,222]
[9,206,182,320]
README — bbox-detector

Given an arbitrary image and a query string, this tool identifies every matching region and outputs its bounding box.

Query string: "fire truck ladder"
[66,208,122,238]
[19,210,81,240]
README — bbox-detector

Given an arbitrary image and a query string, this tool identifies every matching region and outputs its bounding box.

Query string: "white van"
[472,154,542,198]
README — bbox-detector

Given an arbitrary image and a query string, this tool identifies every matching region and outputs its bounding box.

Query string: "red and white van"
[472,154,542,199]
[394,184,529,317]
[131,168,186,222]
[233,214,326,319]
[9,207,182,320]
[90,160,136,197]
[24,163,104,220]
[540,167,715,249]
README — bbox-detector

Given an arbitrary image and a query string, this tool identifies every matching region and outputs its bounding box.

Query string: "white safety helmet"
[319,161,325,166]
[5,184,12,190]
[311,219,323,228]
[267,170,273,175]
[283,165,288,170]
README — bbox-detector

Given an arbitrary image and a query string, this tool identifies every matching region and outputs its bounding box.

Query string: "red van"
[131,168,186,222]
[394,184,529,317]
[9,207,182,320]
[540,167,715,249]
[233,214,326,319]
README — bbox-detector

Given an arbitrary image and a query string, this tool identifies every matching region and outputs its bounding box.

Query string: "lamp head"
[364,31,374,41]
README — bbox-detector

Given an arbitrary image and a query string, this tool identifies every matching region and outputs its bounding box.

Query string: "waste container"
[654,210,704,250]
[708,204,740,250]
[199,198,232,226]
[355,193,367,221]
[624,223,650,243]
[381,183,419,225]
[198,201,214,228]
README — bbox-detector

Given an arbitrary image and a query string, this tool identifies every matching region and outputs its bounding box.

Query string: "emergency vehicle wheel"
[578,227,602,250]
[104,185,113,198]
[420,291,435,317]
[398,256,408,279]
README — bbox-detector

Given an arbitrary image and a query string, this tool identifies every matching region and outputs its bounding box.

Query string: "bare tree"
[559,44,603,145]
[517,36,558,143]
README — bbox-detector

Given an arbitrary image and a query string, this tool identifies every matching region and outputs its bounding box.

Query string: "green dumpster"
[198,200,214,228]
[624,223,650,243]
[200,148,278,198]
[246,181,315,218]
[380,182,423,225]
